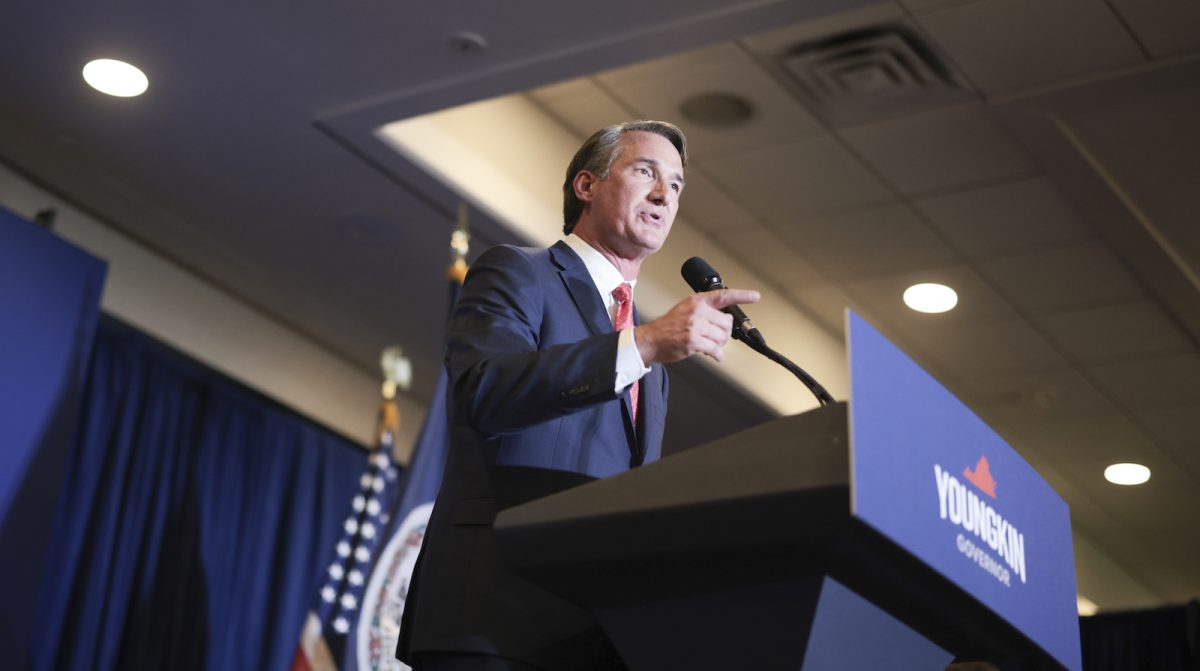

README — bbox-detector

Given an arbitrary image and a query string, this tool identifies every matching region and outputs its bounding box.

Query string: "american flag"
[293,416,402,671]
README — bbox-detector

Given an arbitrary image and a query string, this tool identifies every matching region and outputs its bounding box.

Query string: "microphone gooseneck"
[681,256,835,407]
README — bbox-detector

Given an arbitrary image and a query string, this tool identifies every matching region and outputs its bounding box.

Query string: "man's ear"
[573,170,597,202]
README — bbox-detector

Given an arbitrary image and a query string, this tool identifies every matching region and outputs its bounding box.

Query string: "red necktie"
[612,283,638,427]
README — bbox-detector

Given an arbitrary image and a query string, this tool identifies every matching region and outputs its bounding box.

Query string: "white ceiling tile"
[714,226,828,290]
[604,53,824,160]
[977,241,1145,313]
[1057,72,1200,296]
[914,0,1146,95]
[787,283,854,336]
[1090,353,1200,411]
[847,263,1017,324]
[677,169,759,234]
[529,78,605,105]
[775,203,958,280]
[595,43,747,88]
[1132,404,1200,478]
[1017,414,1200,545]
[1037,300,1194,363]
[1012,413,1154,467]
[838,104,1035,195]
[962,367,1117,423]
[529,87,634,140]
[913,178,1092,259]
[1133,404,1200,452]
[700,134,894,223]
[740,3,908,55]
[1108,0,1200,59]
[899,0,976,13]
[898,317,1069,377]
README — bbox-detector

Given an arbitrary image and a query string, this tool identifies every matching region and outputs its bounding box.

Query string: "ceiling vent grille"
[778,26,974,126]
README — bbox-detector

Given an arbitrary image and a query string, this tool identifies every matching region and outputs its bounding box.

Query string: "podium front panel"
[846,310,1080,671]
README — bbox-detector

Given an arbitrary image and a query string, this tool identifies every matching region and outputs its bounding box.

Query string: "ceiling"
[1,0,1197,615]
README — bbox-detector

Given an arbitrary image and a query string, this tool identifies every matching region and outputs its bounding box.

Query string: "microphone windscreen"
[681,256,722,292]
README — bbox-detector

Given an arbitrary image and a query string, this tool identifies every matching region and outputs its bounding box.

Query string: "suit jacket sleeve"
[446,244,623,436]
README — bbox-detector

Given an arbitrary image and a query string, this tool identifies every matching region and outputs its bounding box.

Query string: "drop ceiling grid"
[975,240,1148,315]
[912,177,1095,260]
[771,203,960,282]
[961,366,1120,424]
[710,225,828,290]
[596,46,825,161]
[695,135,896,224]
[1060,83,1200,287]
[848,264,1020,325]
[1006,412,1200,598]
[1088,352,1200,412]
[666,169,761,235]
[835,103,1039,196]
[911,0,1148,96]
[1106,0,1200,59]
[1035,300,1196,364]
[999,422,1194,601]
[527,82,637,142]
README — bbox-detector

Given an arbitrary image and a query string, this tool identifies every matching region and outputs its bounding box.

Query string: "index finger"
[700,288,761,309]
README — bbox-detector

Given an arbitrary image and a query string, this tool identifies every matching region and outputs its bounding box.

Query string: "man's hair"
[562,120,688,235]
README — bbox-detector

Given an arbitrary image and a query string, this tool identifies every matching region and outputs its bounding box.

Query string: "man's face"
[577,131,685,261]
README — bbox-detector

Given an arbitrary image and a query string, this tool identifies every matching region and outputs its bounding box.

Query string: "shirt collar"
[564,234,636,298]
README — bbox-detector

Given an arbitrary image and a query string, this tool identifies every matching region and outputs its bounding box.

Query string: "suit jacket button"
[560,383,591,399]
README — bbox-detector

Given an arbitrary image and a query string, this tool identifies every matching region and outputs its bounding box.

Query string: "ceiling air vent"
[777,25,974,126]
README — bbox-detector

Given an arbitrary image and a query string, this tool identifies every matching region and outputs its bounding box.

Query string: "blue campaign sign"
[0,206,107,667]
[847,310,1080,671]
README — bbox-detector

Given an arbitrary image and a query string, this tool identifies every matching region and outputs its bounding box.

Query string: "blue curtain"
[1079,600,1199,671]
[31,317,369,670]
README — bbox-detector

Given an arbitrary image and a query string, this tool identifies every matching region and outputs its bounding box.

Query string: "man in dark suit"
[398,120,759,670]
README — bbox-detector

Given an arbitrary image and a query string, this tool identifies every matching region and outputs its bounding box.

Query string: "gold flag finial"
[375,346,411,460]
[448,202,470,284]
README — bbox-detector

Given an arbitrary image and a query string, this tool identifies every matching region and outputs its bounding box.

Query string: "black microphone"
[680,256,835,406]
[680,256,766,347]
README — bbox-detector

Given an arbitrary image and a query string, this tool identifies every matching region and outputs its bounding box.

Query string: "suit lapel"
[635,364,665,466]
[550,241,612,338]
[551,240,640,453]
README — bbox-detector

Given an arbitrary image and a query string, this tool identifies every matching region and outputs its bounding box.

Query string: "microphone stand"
[736,330,835,407]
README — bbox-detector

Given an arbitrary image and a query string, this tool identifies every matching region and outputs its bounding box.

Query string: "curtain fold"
[1079,600,1200,671]
[31,317,368,671]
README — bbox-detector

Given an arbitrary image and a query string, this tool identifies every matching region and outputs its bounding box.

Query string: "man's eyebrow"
[636,157,686,186]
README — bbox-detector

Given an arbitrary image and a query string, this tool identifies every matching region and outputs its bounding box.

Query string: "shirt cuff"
[614,327,651,393]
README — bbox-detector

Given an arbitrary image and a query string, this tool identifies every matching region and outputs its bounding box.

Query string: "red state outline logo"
[963,455,997,499]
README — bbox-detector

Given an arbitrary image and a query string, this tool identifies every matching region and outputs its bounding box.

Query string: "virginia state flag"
[291,406,404,671]
[349,274,460,671]
[352,370,451,671]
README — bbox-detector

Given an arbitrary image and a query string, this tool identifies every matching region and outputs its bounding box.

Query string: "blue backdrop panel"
[0,207,107,666]
[30,317,369,670]
[848,310,1081,671]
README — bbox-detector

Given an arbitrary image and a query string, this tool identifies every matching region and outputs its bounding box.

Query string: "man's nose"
[647,179,668,205]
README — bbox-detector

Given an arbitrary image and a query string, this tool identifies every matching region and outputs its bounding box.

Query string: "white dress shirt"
[563,234,652,393]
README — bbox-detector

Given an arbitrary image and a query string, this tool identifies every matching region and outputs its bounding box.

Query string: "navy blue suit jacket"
[399,241,668,668]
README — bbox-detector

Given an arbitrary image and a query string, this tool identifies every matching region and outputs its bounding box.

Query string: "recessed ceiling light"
[1104,463,1150,486]
[82,58,148,97]
[448,31,488,53]
[903,283,957,313]
[1076,595,1098,616]
[680,92,754,129]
